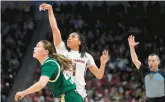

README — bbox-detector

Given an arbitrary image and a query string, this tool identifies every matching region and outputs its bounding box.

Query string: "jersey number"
[73,63,88,76]
[64,73,74,84]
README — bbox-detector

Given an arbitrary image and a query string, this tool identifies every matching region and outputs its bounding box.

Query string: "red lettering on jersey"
[73,59,85,64]
[72,59,86,76]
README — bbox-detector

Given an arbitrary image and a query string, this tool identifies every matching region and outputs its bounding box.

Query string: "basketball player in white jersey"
[40,3,109,101]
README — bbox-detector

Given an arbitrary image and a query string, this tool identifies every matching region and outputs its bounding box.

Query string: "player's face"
[148,55,160,71]
[33,41,47,59]
[67,33,81,50]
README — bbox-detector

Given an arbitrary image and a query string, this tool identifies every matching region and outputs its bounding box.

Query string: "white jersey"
[56,41,96,98]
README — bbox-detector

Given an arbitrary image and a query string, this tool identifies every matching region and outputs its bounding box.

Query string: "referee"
[128,35,165,102]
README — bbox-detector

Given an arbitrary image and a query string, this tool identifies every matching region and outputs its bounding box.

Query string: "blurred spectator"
[1,3,36,101]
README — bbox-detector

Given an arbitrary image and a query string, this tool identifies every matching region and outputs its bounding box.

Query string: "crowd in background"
[27,1,165,102]
[1,1,165,102]
[1,3,36,102]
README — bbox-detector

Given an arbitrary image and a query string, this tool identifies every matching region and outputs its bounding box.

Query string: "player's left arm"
[89,50,109,79]
[15,62,57,101]
[15,76,49,101]
[23,76,49,95]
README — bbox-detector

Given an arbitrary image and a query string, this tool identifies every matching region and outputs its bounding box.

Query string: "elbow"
[38,82,46,89]
[96,75,103,79]
[132,60,137,66]
[132,59,138,64]
[97,77,102,80]
[95,68,105,79]
[132,60,136,64]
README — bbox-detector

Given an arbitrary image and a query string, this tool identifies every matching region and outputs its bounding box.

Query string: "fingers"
[19,96,24,100]
[133,35,135,42]
[135,42,139,45]
[15,94,19,101]
[128,35,132,42]
[39,3,45,10]
[132,35,139,45]
[40,3,47,8]
[128,36,130,42]
[131,35,135,42]
[130,35,133,41]
[102,50,108,56]
[39,5,47,11]
[128,35,136,43]
[39,3,51,11]
[100,50,109,65]
[15,95,24,102]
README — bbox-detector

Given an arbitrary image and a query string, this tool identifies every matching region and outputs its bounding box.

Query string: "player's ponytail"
[52,53,72,71]
[41,40,72,71]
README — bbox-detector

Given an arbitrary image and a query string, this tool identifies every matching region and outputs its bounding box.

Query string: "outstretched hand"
[128,35,139,48]
[15,91,25,102]
[39,3,52,11]
[100,50,109,65]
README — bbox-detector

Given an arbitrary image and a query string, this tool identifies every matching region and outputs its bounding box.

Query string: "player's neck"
[71,47,79,51]
[39,56,49,65]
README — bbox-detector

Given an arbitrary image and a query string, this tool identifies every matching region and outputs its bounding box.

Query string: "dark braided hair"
[67,32,89,58]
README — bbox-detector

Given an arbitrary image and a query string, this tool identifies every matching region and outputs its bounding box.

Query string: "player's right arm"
[40,3,68,55]
[39,3,62,47]
[15,76,49,101]
[128,35,141,69]
[15,62,56,101]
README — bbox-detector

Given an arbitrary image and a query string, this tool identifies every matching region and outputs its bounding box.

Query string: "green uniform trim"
[44,60,61,82]
[60,94,65,102]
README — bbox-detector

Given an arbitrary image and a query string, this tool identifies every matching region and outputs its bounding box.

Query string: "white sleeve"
[55,41,68,57]
[87,53,96,68]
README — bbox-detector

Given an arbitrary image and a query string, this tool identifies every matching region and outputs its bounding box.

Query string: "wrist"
[22,91,26,96]
[48,7,53,12]
[130,46,135,49]
[100,63,105,67]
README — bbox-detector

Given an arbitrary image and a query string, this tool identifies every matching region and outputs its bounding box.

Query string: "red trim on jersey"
[84,63,88,77]
[73,63,76,76]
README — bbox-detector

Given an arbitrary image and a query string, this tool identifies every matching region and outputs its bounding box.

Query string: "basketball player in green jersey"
[15,40,84,102]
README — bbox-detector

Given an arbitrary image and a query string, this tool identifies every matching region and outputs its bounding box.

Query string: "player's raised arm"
[128,35,141,69]
[88,50,109,79]
[39,3,62,47]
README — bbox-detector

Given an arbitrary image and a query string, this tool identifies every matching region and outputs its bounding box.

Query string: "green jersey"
[41,57,76,98]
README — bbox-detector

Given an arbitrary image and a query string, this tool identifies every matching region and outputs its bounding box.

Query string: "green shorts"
[60,89,84,102]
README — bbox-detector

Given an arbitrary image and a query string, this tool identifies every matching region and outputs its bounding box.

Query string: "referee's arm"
[130,46,141,69]
[128,35,141,69]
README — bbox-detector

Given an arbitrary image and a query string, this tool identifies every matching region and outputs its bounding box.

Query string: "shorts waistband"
[60,89,78,98]
[147,96,165,99]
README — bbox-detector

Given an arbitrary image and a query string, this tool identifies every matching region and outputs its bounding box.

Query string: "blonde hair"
[41,40,72,71]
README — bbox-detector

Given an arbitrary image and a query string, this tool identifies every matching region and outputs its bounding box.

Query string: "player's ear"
[78,41,81,46]
[158,59,160,65]
[44,50,48,55]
